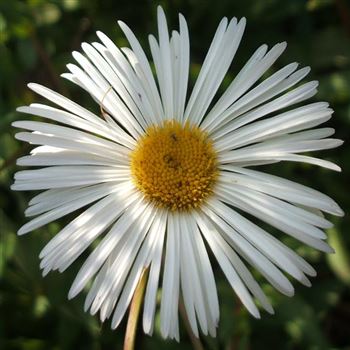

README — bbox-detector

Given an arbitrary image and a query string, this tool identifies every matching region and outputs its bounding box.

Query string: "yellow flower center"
[130,120,218,211]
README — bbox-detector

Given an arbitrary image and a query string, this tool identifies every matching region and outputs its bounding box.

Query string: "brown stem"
[179,299,205,350]
[123,268,149,350]
[229,300,243,350]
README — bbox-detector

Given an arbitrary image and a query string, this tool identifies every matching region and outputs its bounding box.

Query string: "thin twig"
[123,268,149,350]
[100,86,113,120]
[71,17,91,51]
[30,30,68,95]
[335,0,350,37]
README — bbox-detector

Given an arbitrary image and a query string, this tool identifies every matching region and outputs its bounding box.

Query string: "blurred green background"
[1,0,350,349]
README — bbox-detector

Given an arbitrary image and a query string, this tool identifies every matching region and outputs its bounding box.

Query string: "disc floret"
[130,120,218,211]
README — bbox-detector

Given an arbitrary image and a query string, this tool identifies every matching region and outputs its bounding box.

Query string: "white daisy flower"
[12,6,343,340]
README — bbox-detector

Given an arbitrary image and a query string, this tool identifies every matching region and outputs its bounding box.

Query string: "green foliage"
[1,0,350,349]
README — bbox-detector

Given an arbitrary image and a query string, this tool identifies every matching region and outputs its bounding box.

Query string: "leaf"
[327,227,350,286]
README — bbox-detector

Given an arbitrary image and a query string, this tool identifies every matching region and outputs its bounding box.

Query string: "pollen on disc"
[130,120,219,211]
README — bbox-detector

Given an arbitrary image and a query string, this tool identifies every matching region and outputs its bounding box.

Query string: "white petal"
[203,42,289,132]
[17,104,135,148]
[271,154,341,172]
[215,187,334,253]
[219,135,342,168]
[41,192,132,273]
[211,80,319,139]
[209,65,312,137]
[179,216,200,337]
[68,196,147,299]
[202,202,295,296]
[12,165,130,191]
[199,214,274,313]
[13,132,129,167]
[110,206,160,328]
[218,178,332,229]
[205,197,312,286]
[25,182,123,217]
[155,6,174,119]
[17,183,124,235]
[66,62,142,139]
[118,20,164,121]
[13,120,130,155]
[143,210,167,335]
[214,106,333,152]
[174,14,190,121]
[39,183,136,259]
[17,150,121,167]
[217,183,327,239]
[184,214,219,335]
[80,43,149,128]
[219,165,343,216]
[185,17,246,125]
[189,215,220,325]
[183,17,228,123]
[160,212,180,339]
[95,31,160,124]
[27,83,108,126]
[194,211,261,318]
[90,205,156,320]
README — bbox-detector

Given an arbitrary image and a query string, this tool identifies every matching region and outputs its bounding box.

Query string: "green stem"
[123,268,149,350]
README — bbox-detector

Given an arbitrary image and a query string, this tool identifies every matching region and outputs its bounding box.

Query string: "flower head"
[12,6,343,340]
